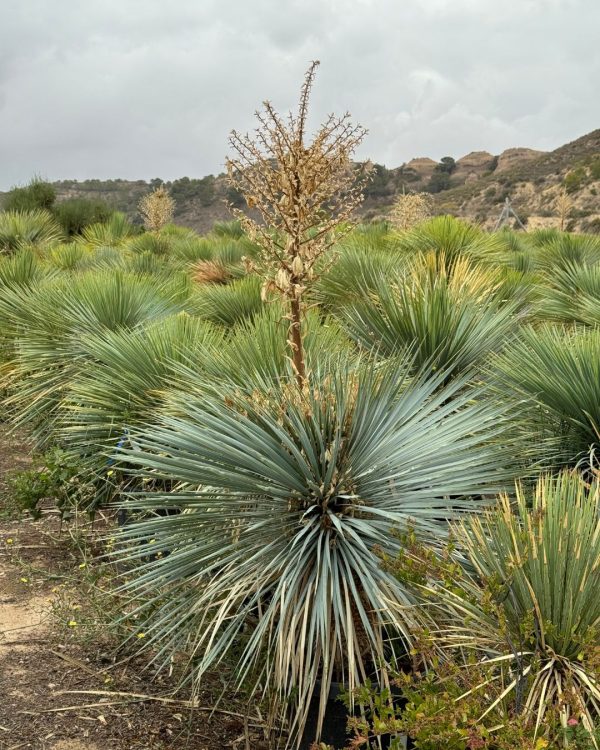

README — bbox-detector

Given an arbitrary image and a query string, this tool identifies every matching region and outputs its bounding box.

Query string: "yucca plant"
[81,211,137,248]
[0,249,52,289]
[189,304,354,392]
[112,364,528,746]
[533,232,600,273]
[60,314,223,470]
[436,472,600,740]
[494,324,600,468]
[0,272,185,445]
[170,236,214,263]
[314,241,406,310]
[339,254,519,376]
[127,232,174,257]
[0,209,63,254]
[538,262,600,325]
[395,216,502,270]
[527,227,561,248]
[211,219,245,239]
[83,245,128,271]
[187,274,264,326]
[47,241,89,271]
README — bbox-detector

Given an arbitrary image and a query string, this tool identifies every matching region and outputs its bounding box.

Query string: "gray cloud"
[0,0,598,188]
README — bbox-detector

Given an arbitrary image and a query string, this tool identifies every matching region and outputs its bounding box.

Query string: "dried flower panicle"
[555,187,573,232]
[389,191,433,231]
[138,186,175,232]
[226,61,368,386]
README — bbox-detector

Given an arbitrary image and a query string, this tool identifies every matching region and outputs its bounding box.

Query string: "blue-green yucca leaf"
[113,364,527,743]
[59,314,225,468]
[0,271,186,446]
[338,256,519,377]
[493,324,600,468]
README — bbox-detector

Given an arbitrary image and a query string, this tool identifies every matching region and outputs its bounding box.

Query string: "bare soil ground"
[0,429,268,750]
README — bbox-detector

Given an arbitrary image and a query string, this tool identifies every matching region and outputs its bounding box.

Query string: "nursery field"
[1,62,600,750]
[2,198,600,749]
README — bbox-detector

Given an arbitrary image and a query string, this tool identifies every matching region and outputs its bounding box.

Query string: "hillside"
[431,129,600,232]
[2,129,599,233]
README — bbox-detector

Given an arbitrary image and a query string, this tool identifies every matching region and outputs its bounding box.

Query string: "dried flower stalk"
[555,188,573,232]
[138,186,175,232]
[226,61,368,387]
[390,191,433,231]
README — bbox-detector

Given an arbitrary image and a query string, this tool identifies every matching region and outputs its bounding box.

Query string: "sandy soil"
[0,429,269,750]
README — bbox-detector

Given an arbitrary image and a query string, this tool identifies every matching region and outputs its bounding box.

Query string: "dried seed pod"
[291,256,304,276]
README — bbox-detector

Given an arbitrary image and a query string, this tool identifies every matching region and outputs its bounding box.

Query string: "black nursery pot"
[299,682,349,750]
[299,682,409,750]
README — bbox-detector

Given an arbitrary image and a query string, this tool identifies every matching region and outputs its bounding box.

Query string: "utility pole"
[494,196,527,231]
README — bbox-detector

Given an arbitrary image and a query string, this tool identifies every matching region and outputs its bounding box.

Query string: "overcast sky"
[1,0,598,189]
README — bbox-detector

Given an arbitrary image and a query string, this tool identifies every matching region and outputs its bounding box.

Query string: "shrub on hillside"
[2,177,56,212]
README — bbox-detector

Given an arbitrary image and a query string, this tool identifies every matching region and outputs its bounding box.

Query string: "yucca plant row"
[2,211,600,746]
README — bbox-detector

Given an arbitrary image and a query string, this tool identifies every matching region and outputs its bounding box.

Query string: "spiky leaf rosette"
[59,314,224,468]
[436,472,600,737]
[538,262,600,325]
[339,254,519,377]
[113,364,525,744]
[396,216,504,271]
[493,324,600,468]
[0,271,186,446]
[0,209,63,254]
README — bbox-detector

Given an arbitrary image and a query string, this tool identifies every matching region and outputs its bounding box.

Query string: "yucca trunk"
[288,292,306,388]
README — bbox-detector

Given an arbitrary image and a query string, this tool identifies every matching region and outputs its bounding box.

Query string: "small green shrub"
[53,198,113,236]
[564,166,586,194]
[3,177,56,212]
[6,447,96,518]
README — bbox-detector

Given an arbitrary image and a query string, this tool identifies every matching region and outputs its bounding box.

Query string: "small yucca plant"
[339,254,518,376]
[437,472,600,739]
[494,324,600,468]
[0,209,63,254]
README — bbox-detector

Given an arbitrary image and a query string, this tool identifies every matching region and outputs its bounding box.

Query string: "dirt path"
[0,429,267,750]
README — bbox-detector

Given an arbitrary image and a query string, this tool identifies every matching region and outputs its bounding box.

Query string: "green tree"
[437,156,456,174]
[427,171,451,193]
[3,177,56,212]
[53,198,113,237]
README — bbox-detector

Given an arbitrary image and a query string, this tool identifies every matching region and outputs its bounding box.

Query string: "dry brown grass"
[191,260,232,285]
